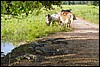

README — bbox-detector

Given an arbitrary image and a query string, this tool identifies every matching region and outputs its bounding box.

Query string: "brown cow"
[59,11,76,28]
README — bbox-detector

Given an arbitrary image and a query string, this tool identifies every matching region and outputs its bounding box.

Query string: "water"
[1,40,26,57]
[1,41,17,56]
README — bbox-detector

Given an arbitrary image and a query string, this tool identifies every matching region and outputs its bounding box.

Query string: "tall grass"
[1,5,99,44]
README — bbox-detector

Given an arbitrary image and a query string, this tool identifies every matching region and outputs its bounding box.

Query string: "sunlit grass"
[1,11,71,43]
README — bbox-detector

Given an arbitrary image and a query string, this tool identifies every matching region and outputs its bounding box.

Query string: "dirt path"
[45,18,99,39]
[38,17,99,66]
[2,18,99,66]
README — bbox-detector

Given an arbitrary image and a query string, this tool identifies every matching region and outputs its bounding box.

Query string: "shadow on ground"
[1,37,99,66]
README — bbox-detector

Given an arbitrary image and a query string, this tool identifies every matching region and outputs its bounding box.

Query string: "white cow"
[45,13,60,26]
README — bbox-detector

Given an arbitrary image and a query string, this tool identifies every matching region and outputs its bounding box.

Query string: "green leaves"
[1,1,62,16]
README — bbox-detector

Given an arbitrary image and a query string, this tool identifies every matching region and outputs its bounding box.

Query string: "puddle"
[1,41,19,56]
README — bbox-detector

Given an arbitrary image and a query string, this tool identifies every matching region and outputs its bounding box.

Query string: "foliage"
[62,1,99,6]
[1,1,62,16]
[87,1,99,6]
[1,1,98,16]
[1,8,71,43]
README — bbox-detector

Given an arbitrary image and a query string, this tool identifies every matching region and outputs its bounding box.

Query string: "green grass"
[1,10,71,43]
[1,5,99,44]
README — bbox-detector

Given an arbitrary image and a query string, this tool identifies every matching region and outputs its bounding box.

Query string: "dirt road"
[38,17,99,66]
[2,18,99,66]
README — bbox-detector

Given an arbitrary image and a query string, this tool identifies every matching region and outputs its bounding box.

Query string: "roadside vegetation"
[1,7,71,43]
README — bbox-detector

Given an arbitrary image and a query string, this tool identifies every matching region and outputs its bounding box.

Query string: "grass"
[1,5,99,44]
[1,10,71,43]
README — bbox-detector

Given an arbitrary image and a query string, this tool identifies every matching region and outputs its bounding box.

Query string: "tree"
[92,1,99,6]
[87,1,99,6]
[1,1,62,16]
[68,1,70,5]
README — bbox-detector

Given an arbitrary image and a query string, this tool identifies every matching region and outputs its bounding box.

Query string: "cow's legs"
[50,21,53,26]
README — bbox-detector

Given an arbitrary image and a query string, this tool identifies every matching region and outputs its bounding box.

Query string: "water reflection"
[1,41,16,56]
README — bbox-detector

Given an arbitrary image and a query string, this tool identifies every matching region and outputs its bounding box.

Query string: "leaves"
[1,1,62,16]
